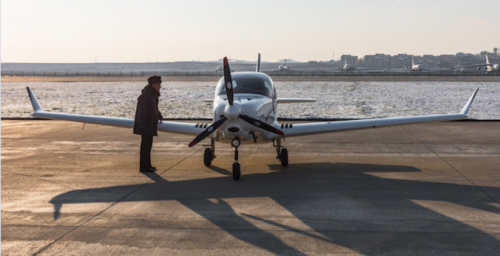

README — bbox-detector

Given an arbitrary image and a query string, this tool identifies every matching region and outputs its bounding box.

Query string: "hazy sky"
[1,0,499,63]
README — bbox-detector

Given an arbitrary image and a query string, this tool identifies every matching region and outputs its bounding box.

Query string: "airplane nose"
[224,103,242,120]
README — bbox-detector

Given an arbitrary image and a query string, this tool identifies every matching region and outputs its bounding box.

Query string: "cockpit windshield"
[216,73,273,98]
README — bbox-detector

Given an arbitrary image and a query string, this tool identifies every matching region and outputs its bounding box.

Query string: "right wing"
[277,98,316,104]
[277,88,479,138]
[27,87,205,136]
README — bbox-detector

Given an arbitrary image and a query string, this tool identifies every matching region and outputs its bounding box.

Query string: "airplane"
[462,55,500,73]
[337,59,356,72]
[405,57,423,72]
[26,53,479,181]
[278,59,291,71]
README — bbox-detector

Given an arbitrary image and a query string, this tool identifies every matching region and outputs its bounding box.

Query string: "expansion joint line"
[401,126,500,206]
[33,148,202,255]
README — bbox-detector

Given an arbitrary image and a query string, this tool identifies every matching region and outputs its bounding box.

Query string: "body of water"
[2,81,498,120]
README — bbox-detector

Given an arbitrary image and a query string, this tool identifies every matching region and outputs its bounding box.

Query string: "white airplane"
[463,55,500,73]
[278,59,291,71]
[405,57,423,72]
[27,54,479,180]
[337,59,356,72]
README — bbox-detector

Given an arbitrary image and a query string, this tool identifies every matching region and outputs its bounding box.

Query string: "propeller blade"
[223,57,234,105]
[188,117,227,147]
[239,115,284,136]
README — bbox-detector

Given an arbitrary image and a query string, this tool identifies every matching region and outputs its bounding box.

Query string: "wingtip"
[26,87,44,112]
[461,88,479,116]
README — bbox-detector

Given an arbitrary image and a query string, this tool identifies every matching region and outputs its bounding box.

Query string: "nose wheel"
[232,138,241,180]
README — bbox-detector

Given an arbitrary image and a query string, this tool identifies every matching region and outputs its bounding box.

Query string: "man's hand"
[159,117,163,124]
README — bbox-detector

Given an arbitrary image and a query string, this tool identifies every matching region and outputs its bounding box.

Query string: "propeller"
[238,114,284,136]
[188,117,227,147]
[223,57,234,106]
[188,57,284,147]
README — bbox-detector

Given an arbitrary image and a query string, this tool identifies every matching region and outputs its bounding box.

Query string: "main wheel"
[280,148,288,167]
[204,148,212,167]
[232,162,241,180]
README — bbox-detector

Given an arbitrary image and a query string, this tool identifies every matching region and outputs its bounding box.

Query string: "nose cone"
[224,104,242,120]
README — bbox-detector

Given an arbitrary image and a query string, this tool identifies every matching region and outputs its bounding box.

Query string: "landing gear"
[204,148,212,166]
[280,148,288,167]
[274,139,289,167]
[203,139,215,167]
[232,138,241,180]
[232,162,241,180]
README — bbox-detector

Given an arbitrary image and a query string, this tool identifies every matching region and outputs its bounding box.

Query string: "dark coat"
[133,85,163,136]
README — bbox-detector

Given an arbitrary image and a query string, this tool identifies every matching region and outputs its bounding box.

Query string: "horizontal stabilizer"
[277,98,316,104]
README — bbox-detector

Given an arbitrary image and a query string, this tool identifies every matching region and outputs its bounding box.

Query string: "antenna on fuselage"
[256,53,261,72]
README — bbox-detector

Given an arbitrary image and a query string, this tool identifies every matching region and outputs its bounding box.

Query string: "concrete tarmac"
[2,120,500,255]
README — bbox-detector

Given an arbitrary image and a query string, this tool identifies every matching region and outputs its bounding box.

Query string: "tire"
[232,162,241,180]
[204,148,212,167]
[280,148,288,167]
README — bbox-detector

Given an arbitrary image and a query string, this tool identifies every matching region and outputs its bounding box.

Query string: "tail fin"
[256,53,261,72]
[486,55,490,65]
[412,57,415,66]
[27,87,44,113]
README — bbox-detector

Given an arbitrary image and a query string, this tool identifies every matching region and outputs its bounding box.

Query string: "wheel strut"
[231,138,241,180]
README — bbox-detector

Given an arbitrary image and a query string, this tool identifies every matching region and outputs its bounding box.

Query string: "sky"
[1,0,499,63]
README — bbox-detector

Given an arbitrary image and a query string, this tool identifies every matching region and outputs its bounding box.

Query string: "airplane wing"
[205,98,316,103]
[27,87,204,136]
[278,88,479,138]
[277,98,316,104]
[461,64,489,68]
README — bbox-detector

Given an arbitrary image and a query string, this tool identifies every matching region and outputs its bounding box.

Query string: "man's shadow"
[50,162,500,255]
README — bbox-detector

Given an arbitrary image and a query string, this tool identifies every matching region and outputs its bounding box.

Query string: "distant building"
[344,50,496,69]
[340,55,358,66]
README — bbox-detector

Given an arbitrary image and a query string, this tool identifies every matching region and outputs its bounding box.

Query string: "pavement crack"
[402,126,500,206]
[32,149,201,255]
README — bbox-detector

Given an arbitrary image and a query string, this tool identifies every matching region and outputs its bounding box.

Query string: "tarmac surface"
[2,120,500,255]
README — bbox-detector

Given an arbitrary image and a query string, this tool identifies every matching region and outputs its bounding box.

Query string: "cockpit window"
[216,73,273,98]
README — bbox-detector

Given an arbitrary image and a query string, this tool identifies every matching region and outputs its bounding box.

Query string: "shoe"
[140,168,155,172]
[150,166,157,171]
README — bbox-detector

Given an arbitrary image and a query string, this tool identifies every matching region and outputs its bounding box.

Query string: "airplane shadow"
[49,162,500,255]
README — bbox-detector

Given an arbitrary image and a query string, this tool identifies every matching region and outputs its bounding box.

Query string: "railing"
[2,70,500,77]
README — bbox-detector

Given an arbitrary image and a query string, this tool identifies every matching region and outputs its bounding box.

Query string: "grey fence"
[2,70,500,77]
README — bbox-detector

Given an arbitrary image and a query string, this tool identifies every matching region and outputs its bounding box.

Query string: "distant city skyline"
[2,0,499,63]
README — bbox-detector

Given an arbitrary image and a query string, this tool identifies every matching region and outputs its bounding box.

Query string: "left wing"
[27,87,204,136]
[277,88,479,138]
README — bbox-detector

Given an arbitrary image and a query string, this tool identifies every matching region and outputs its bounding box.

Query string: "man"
[134,75,163,172]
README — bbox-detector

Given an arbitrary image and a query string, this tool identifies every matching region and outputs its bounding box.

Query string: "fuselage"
[339,64,354,71]
[278,65,288,71]
[211,72,279,144]
[486,64,500,72]
[412,64,423,71]
[406,63,423,71]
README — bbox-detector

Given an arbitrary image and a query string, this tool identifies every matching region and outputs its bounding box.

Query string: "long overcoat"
[133,85,163,136]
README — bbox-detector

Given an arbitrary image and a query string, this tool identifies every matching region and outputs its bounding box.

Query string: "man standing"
[134,76,163,172]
